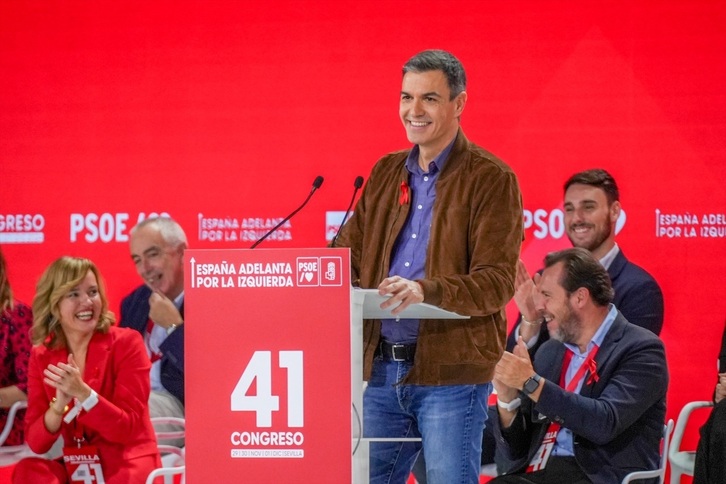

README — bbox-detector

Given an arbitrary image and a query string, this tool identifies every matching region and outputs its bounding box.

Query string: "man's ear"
[609,201,621,223]
[573,287,589,309]
[454,91,467,117]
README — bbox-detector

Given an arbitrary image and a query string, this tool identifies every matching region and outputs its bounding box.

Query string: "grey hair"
[131,216,187,248]
[403,49,467,100]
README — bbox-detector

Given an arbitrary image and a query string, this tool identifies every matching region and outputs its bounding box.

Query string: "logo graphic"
[320,257,342,286]
[0,213,45,244]
[295,257,344,287]
[70,212,169,243]
[296,258,319,286]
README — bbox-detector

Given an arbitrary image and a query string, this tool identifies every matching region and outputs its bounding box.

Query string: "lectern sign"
[185,248,351,482]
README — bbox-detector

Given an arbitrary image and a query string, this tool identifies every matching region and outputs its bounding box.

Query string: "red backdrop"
[1,0,725,469]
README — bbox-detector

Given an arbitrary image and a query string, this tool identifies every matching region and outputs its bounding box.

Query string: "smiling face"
[564,184,620,260]
[58,270,101,340]
[130,224,185,299]
[399,70,466,162]
[535,262,581,345]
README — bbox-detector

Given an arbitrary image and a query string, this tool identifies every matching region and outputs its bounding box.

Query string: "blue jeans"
[363,357,492,484]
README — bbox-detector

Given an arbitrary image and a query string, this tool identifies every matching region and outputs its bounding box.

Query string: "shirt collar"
[405,134,457,175]
[598,243,620,270]
[564,303,618,356]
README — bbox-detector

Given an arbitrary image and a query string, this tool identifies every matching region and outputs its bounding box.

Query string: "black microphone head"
[354,176,364,189]
[312,176,324,189]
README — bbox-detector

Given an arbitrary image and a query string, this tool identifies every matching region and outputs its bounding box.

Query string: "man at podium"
[335,49,524,484]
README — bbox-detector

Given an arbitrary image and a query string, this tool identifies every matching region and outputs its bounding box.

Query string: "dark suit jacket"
[494,312,669,484]
[506,248,664,353]
[24,327,160,480]
[120,285,185,405]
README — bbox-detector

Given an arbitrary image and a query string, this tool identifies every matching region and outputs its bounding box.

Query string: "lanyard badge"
[525,345,600,473]
[63,444,105,483]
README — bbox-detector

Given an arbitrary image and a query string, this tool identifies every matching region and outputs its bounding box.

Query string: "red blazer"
[24,326,159,479]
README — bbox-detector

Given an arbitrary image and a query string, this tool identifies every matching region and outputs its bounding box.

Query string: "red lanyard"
[526,344,600,473]
[145,319,163,363]
[560,344,600,391]
[68,406,86,447]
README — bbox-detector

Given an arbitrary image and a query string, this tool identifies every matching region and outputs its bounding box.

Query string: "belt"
[377,341,416,362]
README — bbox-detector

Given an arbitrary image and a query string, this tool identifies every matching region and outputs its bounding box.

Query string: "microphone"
[251,176,324,249]
[330,175,364,247]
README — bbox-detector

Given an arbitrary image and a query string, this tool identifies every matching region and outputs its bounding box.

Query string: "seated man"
[121,217,186,444]
[481,168,665,468]
[509,168,664,354]
[491,247,668,483]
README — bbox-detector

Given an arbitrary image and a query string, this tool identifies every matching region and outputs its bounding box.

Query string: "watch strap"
[497,397,522,411]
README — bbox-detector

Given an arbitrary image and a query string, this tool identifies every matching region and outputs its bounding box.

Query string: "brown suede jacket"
[336,130,523,385]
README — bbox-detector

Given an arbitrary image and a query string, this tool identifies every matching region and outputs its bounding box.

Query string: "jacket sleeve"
[418,169,524,316]
[506,315,549,355]
[533,337,668,445]
[493,399,538,471]
[159,325,184,374]
[159,325,185,403]
[23,349,62,454]
[76,331,152,444]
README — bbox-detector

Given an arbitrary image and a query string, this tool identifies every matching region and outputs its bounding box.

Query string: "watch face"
[523,376,539,394]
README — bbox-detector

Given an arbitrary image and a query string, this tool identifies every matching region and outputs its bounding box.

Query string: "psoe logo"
[523,208,626,240]
[70,212,170,243]
[0,214,45,244]
[296,258,319,286]
[295,257,343,287]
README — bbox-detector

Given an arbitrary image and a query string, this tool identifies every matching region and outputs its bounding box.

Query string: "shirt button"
[404,262,410,267]
[411,234,417,239]
[423,176,429,182]
[417,204,423,210]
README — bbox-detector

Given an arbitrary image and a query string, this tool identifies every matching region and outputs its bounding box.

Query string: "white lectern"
[350,288,469,483]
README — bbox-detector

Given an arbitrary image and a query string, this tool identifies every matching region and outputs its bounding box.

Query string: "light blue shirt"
[380,137,456,344]
[149,291,184,392]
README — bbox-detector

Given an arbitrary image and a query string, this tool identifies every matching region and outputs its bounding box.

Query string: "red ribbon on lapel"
[399,181,409,205]
[586,358,599,385]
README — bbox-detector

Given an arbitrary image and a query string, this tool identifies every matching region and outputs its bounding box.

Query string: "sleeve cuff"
[81,389,99,412]
[514,323,541,349]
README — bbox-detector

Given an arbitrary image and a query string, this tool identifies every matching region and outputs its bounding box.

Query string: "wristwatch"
[522,373,542,396]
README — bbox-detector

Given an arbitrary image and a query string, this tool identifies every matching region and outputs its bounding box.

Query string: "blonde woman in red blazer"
[13,256,160,483]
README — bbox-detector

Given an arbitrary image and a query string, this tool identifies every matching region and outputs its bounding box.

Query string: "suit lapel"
[534,340,566,385]
[84,331,113,393]
[531,342,567,421]
[607,249,627,284]
[579,313,627,398]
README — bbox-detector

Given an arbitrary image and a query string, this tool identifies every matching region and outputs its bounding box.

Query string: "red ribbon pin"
[399,181,409,205]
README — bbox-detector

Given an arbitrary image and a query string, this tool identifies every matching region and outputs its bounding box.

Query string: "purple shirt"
[381,136,456,344]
